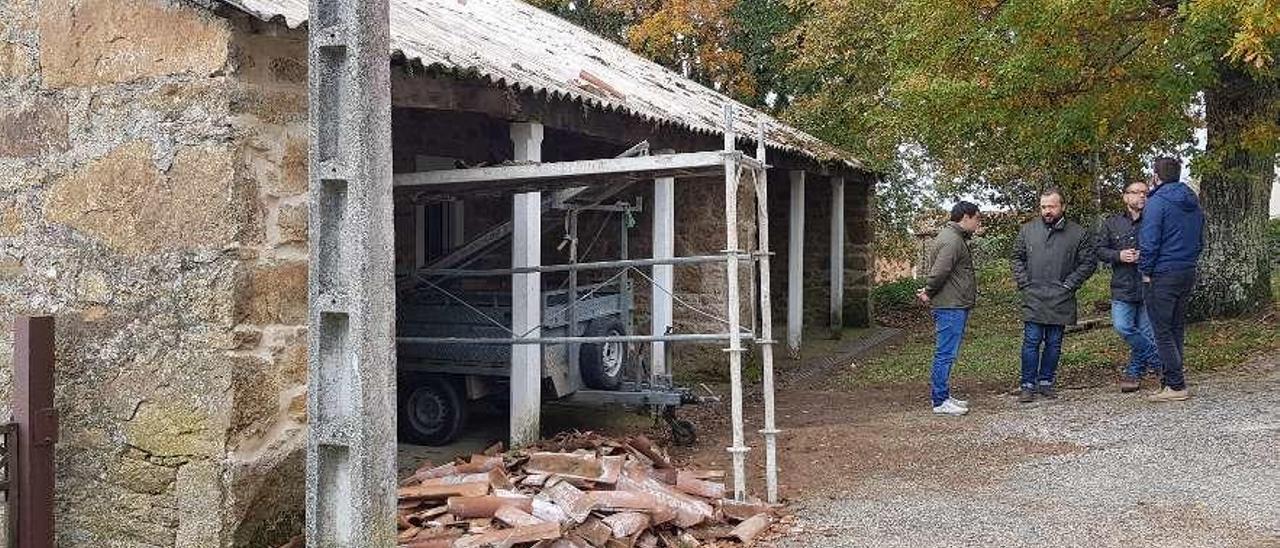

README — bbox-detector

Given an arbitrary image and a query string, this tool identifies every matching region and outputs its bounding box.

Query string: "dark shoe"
[1018,388,1035,403]
[1119,376,1140,393]
[1038,385,1057,399]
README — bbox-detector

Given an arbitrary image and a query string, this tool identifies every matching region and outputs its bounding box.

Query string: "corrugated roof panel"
[217,0,862,168]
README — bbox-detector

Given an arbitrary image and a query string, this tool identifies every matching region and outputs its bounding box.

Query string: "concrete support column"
[829,177,845,338]
[510,122,544,448]
[651,176,675,378]
[450,200,466,247]
[414,204,426,268]
[306,0,396,546]
[787,170,805,358]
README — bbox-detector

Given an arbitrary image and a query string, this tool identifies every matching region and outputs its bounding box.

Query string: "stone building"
[0,0,874,545]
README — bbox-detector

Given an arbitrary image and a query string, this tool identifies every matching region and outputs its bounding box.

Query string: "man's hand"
[1119,249,1139,263]
[916,288,930,305]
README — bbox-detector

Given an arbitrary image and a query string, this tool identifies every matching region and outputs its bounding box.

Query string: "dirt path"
[675,344,1280,547]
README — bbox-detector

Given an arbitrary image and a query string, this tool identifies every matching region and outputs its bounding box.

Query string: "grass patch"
[848,261,1280,388]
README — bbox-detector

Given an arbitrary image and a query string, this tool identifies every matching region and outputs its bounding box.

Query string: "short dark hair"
[949,201,980,222]
[1154,157,1181,184]
[1040,187,1065,203]
[1123,180,1149,193]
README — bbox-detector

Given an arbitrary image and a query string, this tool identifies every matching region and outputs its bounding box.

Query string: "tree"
[1184,1,1280,317]
[788,0,1279,317]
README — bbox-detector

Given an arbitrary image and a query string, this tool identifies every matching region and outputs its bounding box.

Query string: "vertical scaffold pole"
[721,105,749,500]
[753,123,781,504]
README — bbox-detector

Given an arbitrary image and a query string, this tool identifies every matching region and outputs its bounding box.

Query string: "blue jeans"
[930,308,970,406]
[1111,300,1160,378]
[1020,322,1064,389]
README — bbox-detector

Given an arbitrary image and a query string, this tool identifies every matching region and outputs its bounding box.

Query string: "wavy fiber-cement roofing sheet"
[217,0,862,168]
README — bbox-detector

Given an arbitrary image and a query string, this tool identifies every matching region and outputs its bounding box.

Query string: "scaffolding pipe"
[567,210,582,389]
[422,253,749,278]
[722,104,749,501]
[397,333,752,345]
[754,123,781,504]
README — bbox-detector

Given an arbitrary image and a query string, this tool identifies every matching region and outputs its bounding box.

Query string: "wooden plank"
[454,522,562,548]
[446,494,534,518]
[398,481,490,501]
[729,514,771,546]
[494,505,544,527]
[674,472,725,500]
[601,512,649,539]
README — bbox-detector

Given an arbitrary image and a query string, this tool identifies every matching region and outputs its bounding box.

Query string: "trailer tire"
[580,320,627,390]
[398,374,467,446]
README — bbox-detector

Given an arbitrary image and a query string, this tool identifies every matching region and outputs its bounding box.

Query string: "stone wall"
[0,0,245,546]
[767,172,874,337]
[0,1,313,546]
[0,2,872,546]
[222,15,310,548]
[638,176,758,373]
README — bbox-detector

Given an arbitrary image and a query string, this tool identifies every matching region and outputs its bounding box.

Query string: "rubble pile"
[284,431,777,547]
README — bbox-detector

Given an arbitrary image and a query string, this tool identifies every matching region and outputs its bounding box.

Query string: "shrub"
[972,232,1015,266]
[872,277,925,311]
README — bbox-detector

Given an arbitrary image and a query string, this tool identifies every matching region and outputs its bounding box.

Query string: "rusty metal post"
[14,316,55,548]
[3,423,17,548]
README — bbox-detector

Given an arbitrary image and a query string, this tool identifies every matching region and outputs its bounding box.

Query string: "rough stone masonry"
[0,0,874,546]
[0,1,310,546]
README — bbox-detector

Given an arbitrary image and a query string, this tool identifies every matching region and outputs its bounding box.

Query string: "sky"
[1273,173,1280,218]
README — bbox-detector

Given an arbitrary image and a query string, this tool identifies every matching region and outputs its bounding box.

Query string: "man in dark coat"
[1097,180,1161,393]
[1011,188,1097,402]
[1139,157,1204,402]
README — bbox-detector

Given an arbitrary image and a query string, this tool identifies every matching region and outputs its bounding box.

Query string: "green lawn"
[847,261,1280,389]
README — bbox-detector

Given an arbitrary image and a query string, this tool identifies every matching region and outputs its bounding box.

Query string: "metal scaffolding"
[393,105,782,503]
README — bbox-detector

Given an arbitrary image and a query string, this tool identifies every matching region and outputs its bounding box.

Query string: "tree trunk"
[1190,66,1276,319]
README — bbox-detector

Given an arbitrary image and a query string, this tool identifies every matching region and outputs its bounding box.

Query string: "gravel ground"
[776,355,1280,548]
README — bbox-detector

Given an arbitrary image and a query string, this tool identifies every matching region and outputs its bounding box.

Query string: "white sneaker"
[932,400,968,416]
[946,397,969,409]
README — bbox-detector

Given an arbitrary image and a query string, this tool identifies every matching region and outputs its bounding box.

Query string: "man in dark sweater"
[1097,180,1161,393]
[1011,188,1097,403]
[1139,157,1204,402]
[917,201,981,416]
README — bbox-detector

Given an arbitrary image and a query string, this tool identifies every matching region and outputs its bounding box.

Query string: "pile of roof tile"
[393,431,776,547]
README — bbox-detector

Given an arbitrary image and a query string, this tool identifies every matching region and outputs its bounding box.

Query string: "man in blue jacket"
[1138,157,1204,402]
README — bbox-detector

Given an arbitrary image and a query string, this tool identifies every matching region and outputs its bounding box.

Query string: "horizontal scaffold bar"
[393,151,766,194]
[397,333,758,345]
[420,253,752,278]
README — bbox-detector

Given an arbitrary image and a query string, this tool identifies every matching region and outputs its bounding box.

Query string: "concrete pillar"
[450,200,466,247]
[510,122,544,448]
[651,176,675,378]
[829,177,845,338]
[414,204,426,268]
[787,170,805,358]
[305,0,396,546]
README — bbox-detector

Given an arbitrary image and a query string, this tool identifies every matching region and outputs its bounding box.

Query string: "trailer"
[393,171,704,447]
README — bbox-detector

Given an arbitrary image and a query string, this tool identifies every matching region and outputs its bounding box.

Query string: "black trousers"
[1144,268,1196,390]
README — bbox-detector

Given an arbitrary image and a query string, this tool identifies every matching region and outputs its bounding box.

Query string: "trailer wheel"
[398,375,467,446]
[670,419,697,446]
[580,320,626,390]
